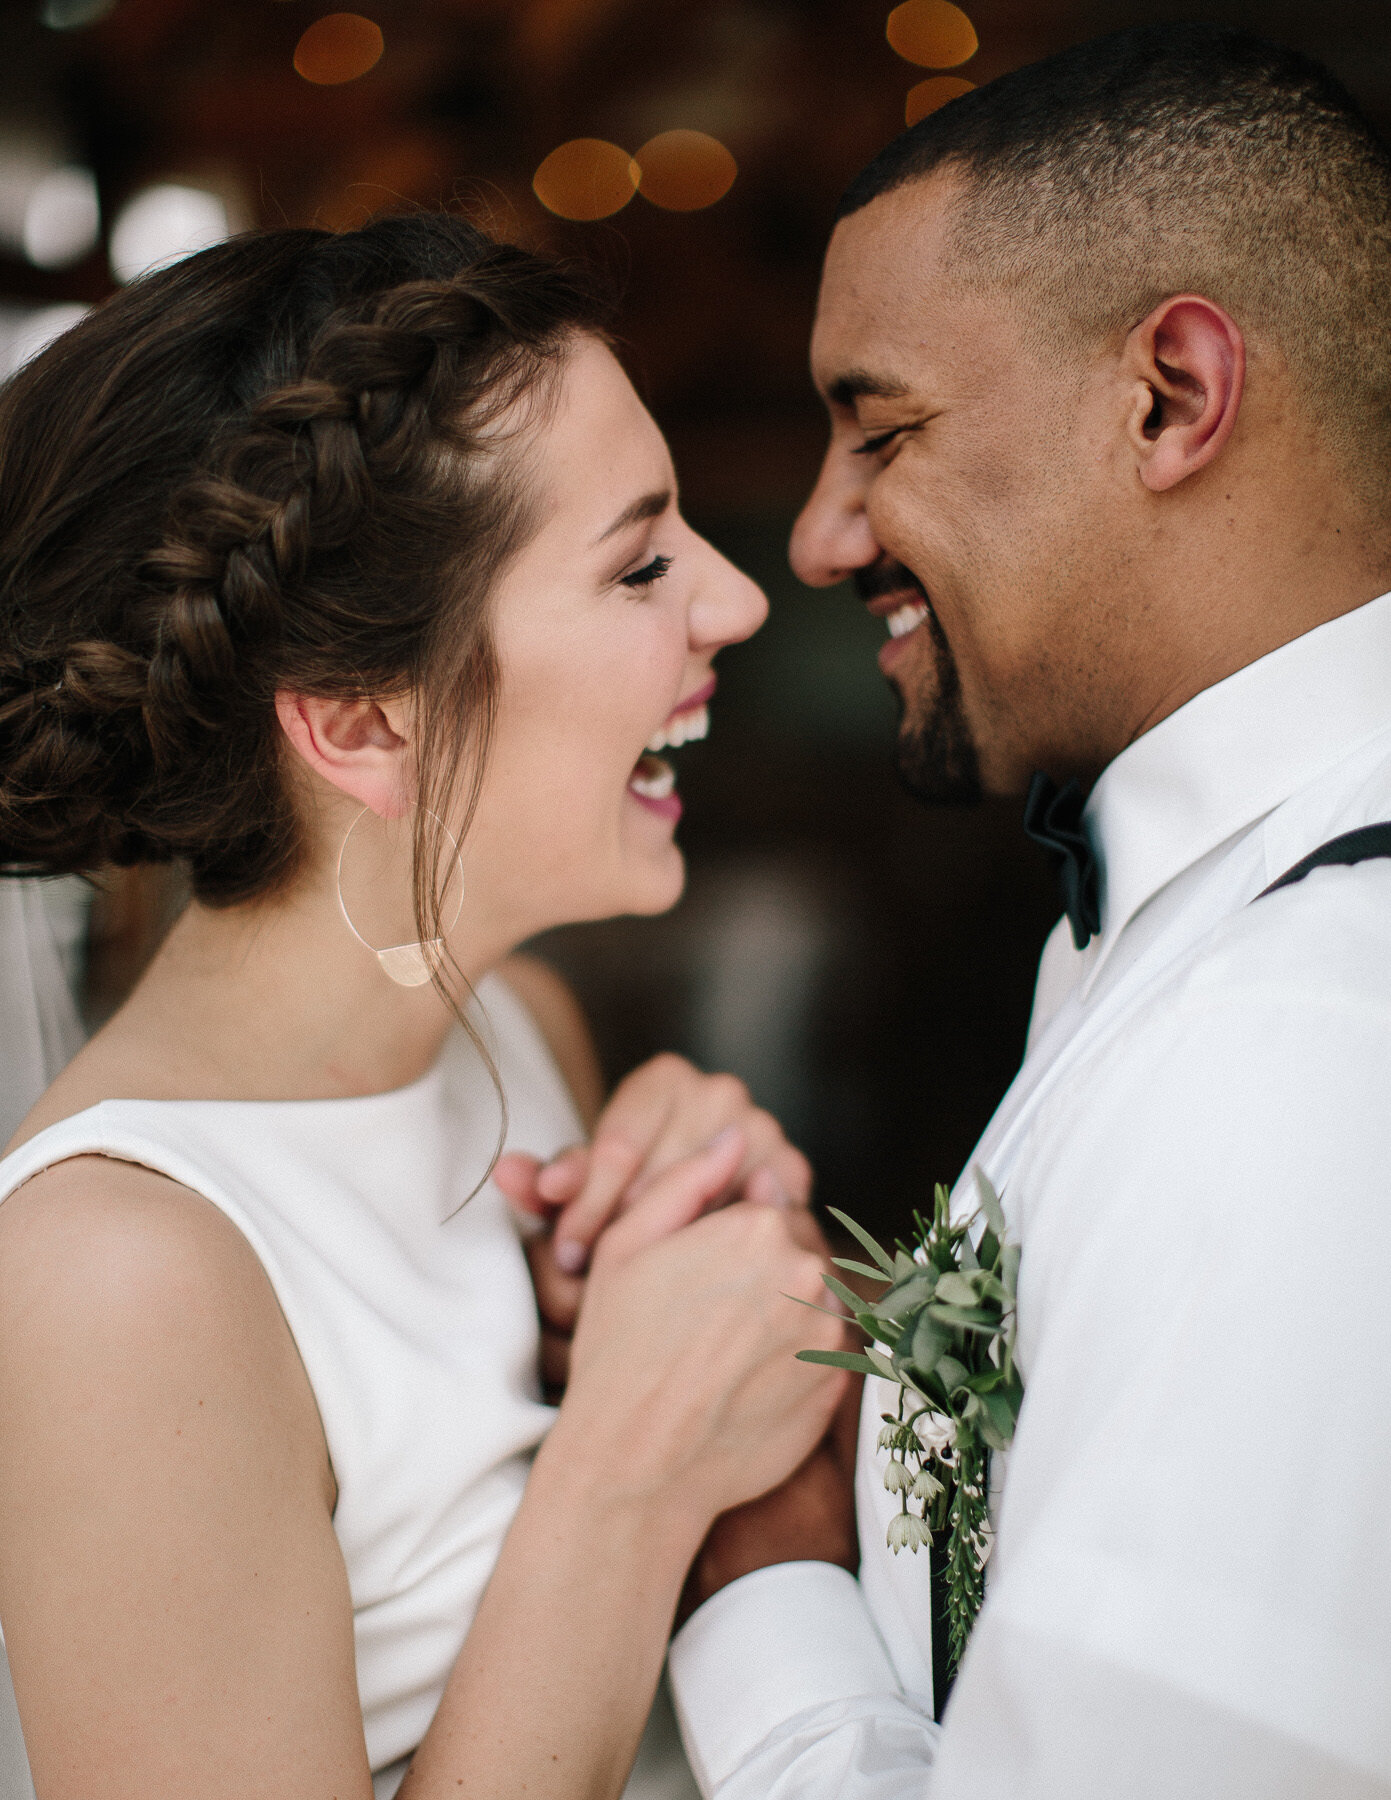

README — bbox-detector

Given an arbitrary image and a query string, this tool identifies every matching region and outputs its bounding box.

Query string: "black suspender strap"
[1256,822,1391,900]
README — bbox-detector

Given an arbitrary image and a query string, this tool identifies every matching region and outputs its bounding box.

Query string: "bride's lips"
[627,677,717,824]
[669,675,716,719]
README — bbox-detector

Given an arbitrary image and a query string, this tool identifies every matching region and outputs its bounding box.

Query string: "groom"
[662,24,1391,1798]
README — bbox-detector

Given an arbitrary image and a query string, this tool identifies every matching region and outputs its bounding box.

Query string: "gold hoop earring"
[335,807,465,988]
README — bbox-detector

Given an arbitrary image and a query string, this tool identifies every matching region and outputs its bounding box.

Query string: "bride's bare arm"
[0,1137,843,1800]
[0,1155,369,1800]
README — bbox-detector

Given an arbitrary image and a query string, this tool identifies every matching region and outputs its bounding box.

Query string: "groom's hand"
[677,1375,862,1626]
[499,1054,813,1276]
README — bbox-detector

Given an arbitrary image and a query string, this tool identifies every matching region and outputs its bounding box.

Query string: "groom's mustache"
[853,559,928,605]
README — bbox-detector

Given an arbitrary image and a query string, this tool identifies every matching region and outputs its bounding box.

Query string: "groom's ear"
[1122,295,1245,493]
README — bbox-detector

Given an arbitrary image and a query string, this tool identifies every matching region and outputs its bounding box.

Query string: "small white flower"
[887,1512,933,1555]
[914,1412,957,1457]
[882,1458,913,1494]
[911,1467,944,1503]
[877,1424,899,1451]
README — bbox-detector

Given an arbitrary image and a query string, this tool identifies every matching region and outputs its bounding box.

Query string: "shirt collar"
[1085,588,1391,956]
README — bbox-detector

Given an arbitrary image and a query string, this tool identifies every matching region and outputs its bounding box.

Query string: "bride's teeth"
[645,703,711,755]
[887,601,929,639]
[629,755,676,799]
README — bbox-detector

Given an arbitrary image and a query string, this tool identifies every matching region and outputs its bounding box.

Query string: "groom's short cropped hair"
[839,24,1391,501]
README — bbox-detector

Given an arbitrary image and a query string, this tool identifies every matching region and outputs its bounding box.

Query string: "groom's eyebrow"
[596,490,672,543]
[826,369,911,408]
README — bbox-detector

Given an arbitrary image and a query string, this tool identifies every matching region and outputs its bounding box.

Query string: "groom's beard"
[856,562,983,807]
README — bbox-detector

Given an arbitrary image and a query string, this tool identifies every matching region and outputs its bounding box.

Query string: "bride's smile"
[458,335,766,945]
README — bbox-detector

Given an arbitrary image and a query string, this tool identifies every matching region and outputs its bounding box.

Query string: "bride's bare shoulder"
[0,1153,268,1338]
[0,1155,332,1505]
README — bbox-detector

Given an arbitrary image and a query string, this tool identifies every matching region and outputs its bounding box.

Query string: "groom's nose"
[789,445,882,588]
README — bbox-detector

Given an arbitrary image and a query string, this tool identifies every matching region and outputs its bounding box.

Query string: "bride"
[0,214,847,1800]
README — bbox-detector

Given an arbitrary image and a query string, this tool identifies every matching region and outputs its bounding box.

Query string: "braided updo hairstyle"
[0,213,607,950]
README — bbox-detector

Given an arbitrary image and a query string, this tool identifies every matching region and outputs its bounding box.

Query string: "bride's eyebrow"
[594,489,671,545]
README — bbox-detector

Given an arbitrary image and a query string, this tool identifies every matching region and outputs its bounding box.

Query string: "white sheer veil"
[0,876,87,1799]
[0,875,87,1146]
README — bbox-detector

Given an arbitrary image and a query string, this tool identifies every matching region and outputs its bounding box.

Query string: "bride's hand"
[496,1053,812,1274]
[551,1125,848,1528]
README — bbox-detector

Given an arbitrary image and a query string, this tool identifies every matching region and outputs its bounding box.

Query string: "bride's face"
[456,337,767,942]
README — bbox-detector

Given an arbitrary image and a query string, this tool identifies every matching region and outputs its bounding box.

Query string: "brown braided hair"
[0,214,608,961]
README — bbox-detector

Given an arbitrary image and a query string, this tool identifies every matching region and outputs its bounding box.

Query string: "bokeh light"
[22,167,100,269]
[40,0,117,26]
[905,75,976,125]
[294,14,385,86]
[532,139,638,221]
[634,130,737,212]
[0,157,100,271]
[109,183,229,284]
[887,1,978,70]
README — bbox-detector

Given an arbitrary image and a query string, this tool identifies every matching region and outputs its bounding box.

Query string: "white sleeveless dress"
[0,973,698,1800]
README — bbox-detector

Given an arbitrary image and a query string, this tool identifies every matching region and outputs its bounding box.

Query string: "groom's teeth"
[645,704,710,755]
[887,601,930,639]
[629,754,676,799]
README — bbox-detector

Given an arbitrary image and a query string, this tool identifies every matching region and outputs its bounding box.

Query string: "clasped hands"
[493,1053,860,1612]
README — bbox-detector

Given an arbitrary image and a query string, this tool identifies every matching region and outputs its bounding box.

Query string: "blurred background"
[3,0,1389,1237]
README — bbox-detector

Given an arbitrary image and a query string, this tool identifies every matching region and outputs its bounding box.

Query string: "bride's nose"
[688,542,768,651]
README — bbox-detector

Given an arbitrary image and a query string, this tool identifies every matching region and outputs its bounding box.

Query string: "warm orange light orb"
[887,0,978,70]
[905,75,975,124]
[294,14,384,85]
[532,140,638,221]
[633,130,737,212]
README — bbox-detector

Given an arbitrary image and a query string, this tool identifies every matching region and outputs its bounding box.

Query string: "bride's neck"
[93,890,471,1103]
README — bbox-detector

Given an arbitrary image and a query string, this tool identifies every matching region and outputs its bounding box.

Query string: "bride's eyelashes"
[620,553,674,590]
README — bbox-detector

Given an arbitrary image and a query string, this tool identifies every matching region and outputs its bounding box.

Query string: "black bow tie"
[1024,773,1101,950]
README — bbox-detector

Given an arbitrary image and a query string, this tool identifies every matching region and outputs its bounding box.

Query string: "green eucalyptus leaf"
[827,1208,896,1277]
[872,1273,936,1322]
[928,1303,999,1331]
[821,1272,869,1315]
[934,1272,978,1309]
[959,1233,980,1272]
[907,1311,952,1379]
[937,1354,968,1391]
[864,1345,898,1381]
[974,1167,1006,1239]
[832,1257,892,1284]
[796,1349,883,1376]
[1000,1243,1021,1298]
[893,1249,918,1281]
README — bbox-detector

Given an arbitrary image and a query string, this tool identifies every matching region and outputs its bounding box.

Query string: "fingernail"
[554,1239,587,1275]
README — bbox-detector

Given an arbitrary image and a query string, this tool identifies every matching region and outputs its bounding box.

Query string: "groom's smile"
[791,168,1157,803]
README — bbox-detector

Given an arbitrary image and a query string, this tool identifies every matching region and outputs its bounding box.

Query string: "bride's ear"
[274,691,416,819]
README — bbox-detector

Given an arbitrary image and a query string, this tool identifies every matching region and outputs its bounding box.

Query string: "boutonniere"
[798,1170,1022,1673]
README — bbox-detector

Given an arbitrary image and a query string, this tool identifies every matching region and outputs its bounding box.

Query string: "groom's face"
[791,173,1118,799]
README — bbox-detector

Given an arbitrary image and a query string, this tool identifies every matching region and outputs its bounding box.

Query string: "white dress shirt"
[669,591,1391,1799]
